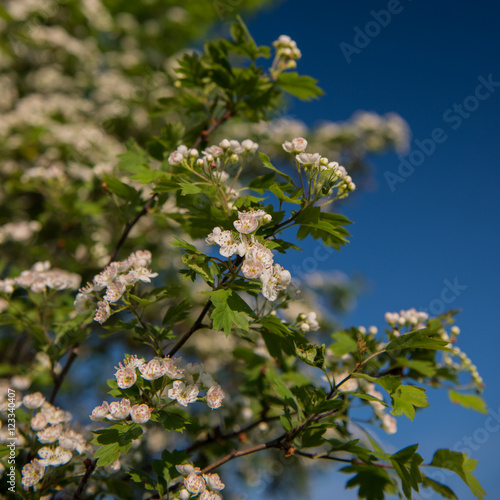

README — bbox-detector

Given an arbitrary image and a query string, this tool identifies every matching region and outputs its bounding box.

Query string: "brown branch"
[73,458,97,499]
[166,300,212,357]
[186,410,281,453]
[107,194,157,266]
[107,108,234,266]
[49,345,79,405]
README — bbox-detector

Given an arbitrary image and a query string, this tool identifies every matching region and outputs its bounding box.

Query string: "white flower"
[176,464,201,476]
[106,399,131,420]
[130,404,152,424]
[94,300,111,324]
[382,413,397,434]
[93,266,117,291]
[179,489,191,500]
[59,430,87,454]
[184,472,206,494]
[21,459,45,489]
[247,243,274,269]
[37,424,62,444]
[90,401,109,421]
[104,281,126,302]
[139,358,167,380]
[260,264,291,301]
[31,412,48,431]
[163,357,184,379]
[129,250,152,267]
[203,473,225,491]
[206,384,225,410]
[282,137,307,153]
[242,258,265,279]
[40,403,72,424]
[228,140,244,154]
[206,227,222,245]
[168,381,199,407]
[200,492,223,500]
[241,139,259,153]
[37,446,72,467]
[115,366,137,389]
[213,230,245,258]
[219,139,230,149]
[234,213,259,234]
[23,392,45,410]
[296,152,321,166]
[130,266,158,283]
[204,145,224,158]
[74,292,94,313]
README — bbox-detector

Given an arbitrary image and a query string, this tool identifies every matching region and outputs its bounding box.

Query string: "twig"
[107,109,233,265]
[49,346,79,405]
[107,194,157,266]
[73,458,97,499]
[166,300,212,357]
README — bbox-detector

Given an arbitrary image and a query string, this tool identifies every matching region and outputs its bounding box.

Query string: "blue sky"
[244,0,500,498]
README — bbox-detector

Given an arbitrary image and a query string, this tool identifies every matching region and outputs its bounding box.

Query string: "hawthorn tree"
[0,5,486,500]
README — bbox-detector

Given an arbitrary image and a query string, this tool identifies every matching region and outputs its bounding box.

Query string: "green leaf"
[209,289,252,335]
[295,342,326,370]
[170,237,198,253]
[269,183,302,204]
[422,476,458,499]
[259,152,294,184]
[178,182,203,195]
[104,177,140,202]
[276,72,324,101]
[448,390,487,414]
[181,253,212,283]
[430,449,486,500]
[343,465,394,500]
[391,386,429,421]
[350,372,401,394]
[330,331,358,356]
[395,358,437,377]
[385,329,451,351]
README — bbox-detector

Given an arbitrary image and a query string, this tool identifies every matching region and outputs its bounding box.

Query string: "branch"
[107,108,234,265]
[107,194,157,266]
[72,458,97,499]
[49,345,79,405]
[186,411,281,453]
[166,300,212,357]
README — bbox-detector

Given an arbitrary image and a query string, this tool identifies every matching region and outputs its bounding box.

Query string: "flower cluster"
[0,220,41,244]
[90,356,225,422]
[440,326,484,390]
[21,395,89,489]
[206,210,291,301]
[385,308,429,333]
[282,137,355,199]
[297,312,320,332]
[272,35,301,73]
[361,381,397,434]
[74,250,158,324]
[167,139,259,210]
[176,466,225,499]
[0,261,81,295]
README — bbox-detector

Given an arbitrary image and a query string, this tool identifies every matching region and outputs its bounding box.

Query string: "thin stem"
[107,108,234,264]
[49,346,79,405]
[107,194,157,266]
[166,300,213,357]
[72,459,97,499]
